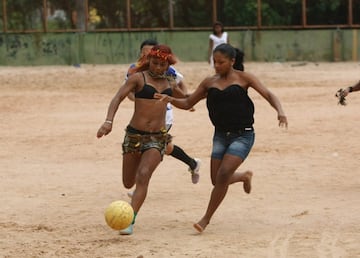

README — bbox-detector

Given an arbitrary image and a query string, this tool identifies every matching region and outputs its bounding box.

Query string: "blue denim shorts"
[211,129,255,160]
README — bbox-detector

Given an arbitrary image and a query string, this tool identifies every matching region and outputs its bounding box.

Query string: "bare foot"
[193,223,204,233]
[243,171,253,194]
[193,219,209,233]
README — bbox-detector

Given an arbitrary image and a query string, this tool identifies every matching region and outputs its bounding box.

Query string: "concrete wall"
[0,29,359,66]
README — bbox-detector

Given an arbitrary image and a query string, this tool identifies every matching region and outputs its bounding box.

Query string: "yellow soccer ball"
[104,200,134,230]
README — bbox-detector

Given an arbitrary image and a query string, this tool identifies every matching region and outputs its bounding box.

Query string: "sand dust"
[0,61,359,257]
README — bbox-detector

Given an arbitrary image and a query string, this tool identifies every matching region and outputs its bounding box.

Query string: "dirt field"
[0,61,359,258]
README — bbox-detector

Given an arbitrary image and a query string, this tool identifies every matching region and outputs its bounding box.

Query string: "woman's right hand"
[96,122,112,138]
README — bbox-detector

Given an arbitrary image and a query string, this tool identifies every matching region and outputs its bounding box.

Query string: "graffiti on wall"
[0,34,32,61]
[0,34,74,65]
[92,32,162,63]
[2,31,352,65]
[0,33,136,65]
[93,33,133,64]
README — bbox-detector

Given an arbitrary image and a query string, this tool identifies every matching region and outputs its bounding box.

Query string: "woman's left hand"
[278,115,288,128]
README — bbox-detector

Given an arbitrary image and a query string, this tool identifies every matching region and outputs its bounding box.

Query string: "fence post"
[352,29,358,61]
[333,28,342,62]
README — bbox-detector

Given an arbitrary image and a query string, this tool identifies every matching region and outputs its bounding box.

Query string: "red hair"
[129,44,177,74]
[148,45,177,64]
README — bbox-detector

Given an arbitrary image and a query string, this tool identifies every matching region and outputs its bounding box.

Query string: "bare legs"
[229,170,253,194]
[122,149,162,213]
[119,149,162,235]
[194,155,252,233]
[194,172,230,232]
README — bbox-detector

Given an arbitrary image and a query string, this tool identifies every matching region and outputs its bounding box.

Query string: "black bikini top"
[135,72,173,99]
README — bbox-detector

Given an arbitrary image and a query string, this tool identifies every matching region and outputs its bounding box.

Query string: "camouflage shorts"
[122,125,172,157]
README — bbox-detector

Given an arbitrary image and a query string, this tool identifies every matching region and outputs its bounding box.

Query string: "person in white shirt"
[208,21,229,67]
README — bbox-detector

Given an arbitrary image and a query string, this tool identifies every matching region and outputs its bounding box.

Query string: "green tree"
[173,0,212,27]
[6,0,43,30]
[220,0,258,26]
[261,0,302,26]
[307,0,347,25]
[219,0,302,27]
[89,0,127,28]
[130,0,169,28]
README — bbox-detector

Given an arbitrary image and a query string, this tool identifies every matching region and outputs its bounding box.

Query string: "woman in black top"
[155,43,288,233]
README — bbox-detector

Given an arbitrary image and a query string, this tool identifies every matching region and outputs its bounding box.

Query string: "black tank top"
[206,84,254,132]
[135,72,172,99]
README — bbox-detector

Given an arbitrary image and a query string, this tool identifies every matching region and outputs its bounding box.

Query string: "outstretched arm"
[247,73,288,128]
[154,77,209,110]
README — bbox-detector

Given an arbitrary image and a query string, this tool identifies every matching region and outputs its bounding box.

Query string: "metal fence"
[1,0,360,33]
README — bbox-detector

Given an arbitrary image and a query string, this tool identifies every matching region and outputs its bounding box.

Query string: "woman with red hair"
[97,45,186,235]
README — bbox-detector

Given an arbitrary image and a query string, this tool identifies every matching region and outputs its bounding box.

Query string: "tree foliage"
[307,0,347,25]
[6,0,43,30]
[173,0,212,27]
[1,0,359,32]
[220,0,258,26]
[89,0,127,28]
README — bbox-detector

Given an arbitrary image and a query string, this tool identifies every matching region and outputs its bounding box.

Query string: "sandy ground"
[0,61,359,258]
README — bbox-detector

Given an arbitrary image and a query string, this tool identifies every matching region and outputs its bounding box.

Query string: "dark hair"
[213,43,245,71]
[213,43,235,59]
[233,48,244,71]
[140,39,158,50]
[212,21,224,34]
